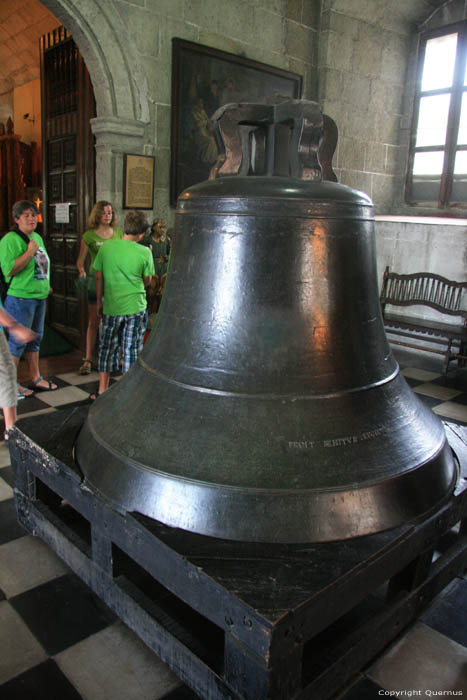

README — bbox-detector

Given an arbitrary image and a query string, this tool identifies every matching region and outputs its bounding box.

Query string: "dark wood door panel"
[41,27,95,346]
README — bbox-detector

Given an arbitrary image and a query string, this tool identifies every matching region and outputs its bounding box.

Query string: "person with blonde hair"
[76,201,123,374]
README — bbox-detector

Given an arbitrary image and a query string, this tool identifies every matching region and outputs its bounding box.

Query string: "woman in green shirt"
[76,201,123,374]
[0,200,57,397]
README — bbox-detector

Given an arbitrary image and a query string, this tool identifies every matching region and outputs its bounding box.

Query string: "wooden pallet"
[9,406,467,700]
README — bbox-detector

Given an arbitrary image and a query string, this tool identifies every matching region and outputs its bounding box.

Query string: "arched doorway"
[0,0,148,345]
[40,26,96,344]
[39,0,149,203]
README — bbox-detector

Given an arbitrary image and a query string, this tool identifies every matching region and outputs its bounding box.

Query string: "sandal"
[89,391,101,401]
[29,376,58,392]
[18,385,34,399]
[79,358,92,375]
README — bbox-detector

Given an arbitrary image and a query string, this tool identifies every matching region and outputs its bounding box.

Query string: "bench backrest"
[380,267,467,318]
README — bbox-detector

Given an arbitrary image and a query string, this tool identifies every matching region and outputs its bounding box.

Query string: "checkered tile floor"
[0,349,466,699]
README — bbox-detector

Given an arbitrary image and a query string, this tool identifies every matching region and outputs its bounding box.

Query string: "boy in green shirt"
[92,210,154,398]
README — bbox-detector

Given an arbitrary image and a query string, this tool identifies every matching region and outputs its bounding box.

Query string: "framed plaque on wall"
[123,154,155,209]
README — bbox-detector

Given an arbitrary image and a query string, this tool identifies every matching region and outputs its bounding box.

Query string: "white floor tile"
[0,475,13,502]
[0,535,70,597]
[0,443,11,468]
[433,401,467,422]
[34,386,90,407]
[56,371,99,385]
[368,622,467,694]
[412,383,462,400]
[55,621,181,700]
[402,367,442,382]
[0,601,47,683]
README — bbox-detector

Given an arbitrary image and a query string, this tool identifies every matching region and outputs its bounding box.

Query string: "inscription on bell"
[289,427,386,450]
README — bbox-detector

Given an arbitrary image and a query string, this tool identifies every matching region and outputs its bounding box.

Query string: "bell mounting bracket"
[210,100,326,181]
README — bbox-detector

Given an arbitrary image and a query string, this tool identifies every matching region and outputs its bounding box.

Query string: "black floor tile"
[56,399,92,410]
[449,392,467,405]
[0,659,83,700]
[0,498,27,545]
[0,465,14,487]
[415,394,444,409]
[403,376,423,387]
[338,675,384,699]
[77,378,119,391]
[0,586,6,601]
[421,577,467,648]
[10,573,116,656]
[158,685,200,700]
[16,395,52,415]
[433,371,467,392]
[75,380,99,395]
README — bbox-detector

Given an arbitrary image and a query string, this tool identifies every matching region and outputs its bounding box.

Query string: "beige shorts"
[0,331,17,408]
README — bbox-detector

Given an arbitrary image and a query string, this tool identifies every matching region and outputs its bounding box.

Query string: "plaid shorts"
[98,311,147,374]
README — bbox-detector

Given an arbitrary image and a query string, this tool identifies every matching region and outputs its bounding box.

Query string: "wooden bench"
[380,266,467,377]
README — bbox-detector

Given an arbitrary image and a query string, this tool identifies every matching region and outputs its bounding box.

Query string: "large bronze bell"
[75,101,457,543]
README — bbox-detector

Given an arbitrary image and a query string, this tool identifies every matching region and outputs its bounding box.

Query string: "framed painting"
[123,153,155,209]
[170,38,303,205]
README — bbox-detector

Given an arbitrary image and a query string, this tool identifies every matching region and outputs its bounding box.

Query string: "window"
[406,22,467,209]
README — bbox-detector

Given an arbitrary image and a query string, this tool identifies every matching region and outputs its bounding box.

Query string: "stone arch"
[41,0,146,121]
[39,0,149,203]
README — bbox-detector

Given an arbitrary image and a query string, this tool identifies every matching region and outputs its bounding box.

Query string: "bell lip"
[76,422,458,543]
[82,408,447,493]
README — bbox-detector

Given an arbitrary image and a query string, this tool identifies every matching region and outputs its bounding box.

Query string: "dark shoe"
[79,358,92,375]
[29,376,58,392]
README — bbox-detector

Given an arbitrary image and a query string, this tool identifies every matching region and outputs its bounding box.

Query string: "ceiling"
[0,0,60,96]
[0,0,454,99]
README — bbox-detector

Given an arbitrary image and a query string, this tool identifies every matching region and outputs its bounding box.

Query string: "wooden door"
[40,27,95,346]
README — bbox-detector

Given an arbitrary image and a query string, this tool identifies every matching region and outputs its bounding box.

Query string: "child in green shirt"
[91,210,154,399]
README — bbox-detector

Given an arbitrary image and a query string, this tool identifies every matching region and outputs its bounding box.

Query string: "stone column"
[91,116,148,218]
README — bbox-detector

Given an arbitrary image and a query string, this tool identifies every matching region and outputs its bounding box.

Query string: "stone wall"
[318,1,411,214]
[44,0,321,225]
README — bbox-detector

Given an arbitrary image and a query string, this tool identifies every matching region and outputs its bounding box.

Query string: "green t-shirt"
[0,231,50,299]
[83,228,124,267]
[93,239,155,316]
